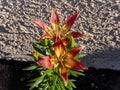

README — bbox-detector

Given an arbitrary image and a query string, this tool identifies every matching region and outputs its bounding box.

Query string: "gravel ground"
[0,0,120,69]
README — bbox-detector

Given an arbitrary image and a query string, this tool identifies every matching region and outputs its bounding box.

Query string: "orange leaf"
[50,8,60,36]
[37,56,54,69]
[54,37,66,58]
[62,38,69,46]
[64,59,88,70]
[34,20,48,30]
[34,20,54,37]
[66,47,83,58]
[40,33,51,39]
[50,8,60,26]
[59,66,68,86]
[62,13,79,34]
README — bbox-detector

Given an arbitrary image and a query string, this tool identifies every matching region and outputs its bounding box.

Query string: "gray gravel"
[0,0,120,70]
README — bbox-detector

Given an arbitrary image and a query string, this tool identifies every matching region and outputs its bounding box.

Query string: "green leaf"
[39,38,53,46]
[39,38,48,46]
[22,65,38,71]
[43,82,49,90]
[45,49,53,56]
[36,67,45,71]
[66,79,76,90]
[74,53,87,60]
[32,43,46,55]
[69,70,85,77]
[45,69,53,76]
[70,79,76,88]
[67,36,75,50]
[29,75,45,90]
[44,38,49,45]
[51,75,57,90]
[56,84,61,90]
[29,75,43,82]
[50,86,55,90]
[57,77,66,90]
[47,38,53,47]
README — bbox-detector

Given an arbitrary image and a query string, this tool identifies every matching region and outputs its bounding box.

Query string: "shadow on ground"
[81,47,120,70]
[0,59,120,90]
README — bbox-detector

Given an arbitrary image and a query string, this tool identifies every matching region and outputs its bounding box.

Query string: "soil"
[0,60,120,90]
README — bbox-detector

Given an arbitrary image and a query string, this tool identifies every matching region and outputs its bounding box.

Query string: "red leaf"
[62,13,79,34]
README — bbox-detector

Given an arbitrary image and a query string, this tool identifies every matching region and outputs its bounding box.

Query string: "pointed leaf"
[34,20,54,37]
[67,79,76,90]
[66,32,85,38]
[54,37,66,58]
[57,77,66,90]
[34,20,47,30]
[69,70,85,77]
[22,65,38,71]
[64,59,88,70]
[74,53,87,60]
[39,38,49,46]
[50,8,60,25]
[53,75,57,87]
[62,13,79,34]
[59,67,68,86]
[50,8,60,31]
[43,82,49,90]
[29,75,45,90]
[37,56,54,69]
[32,43,44,54]
[66,47,82,58]
[40,33,51,39]
[47,38,54,47]
[66,36,75,50]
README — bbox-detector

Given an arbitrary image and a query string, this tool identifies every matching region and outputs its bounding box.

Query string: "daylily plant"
[37,37,87,86]
[24,8,88,90]
[34,8,86,45]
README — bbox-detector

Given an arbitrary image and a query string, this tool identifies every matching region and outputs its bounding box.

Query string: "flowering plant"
[24,8,88,90]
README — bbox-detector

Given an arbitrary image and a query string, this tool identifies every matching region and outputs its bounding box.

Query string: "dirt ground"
[0,60,120,90]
